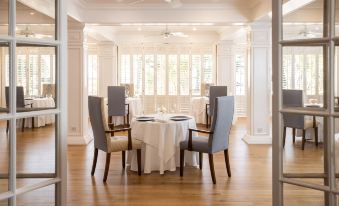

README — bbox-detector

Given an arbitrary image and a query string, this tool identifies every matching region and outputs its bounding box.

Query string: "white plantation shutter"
[168,55,178,95]
[282,54,292,89]
[118,46,215,114]
[318,55,323,95]
[305,55,316,95]
[5,55,9,86]
[203,54,213,83]
[133,54,143,96]
[156,55,166,95]
[144,55,155,95]
[17,55,27,92]
[191,55,201,96]
[120,54,131,84]
[179,54,189,95]
[294,55,304,90]
[29,55,39,96]
[235,53,247,117]
[41,55,52,84]
[88,55,98,95]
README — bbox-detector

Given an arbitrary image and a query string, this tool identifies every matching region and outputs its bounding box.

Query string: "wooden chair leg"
[137,149,141,176]
[21,118,25,132]
[180,149,184,177]
[292,128,296,143]
[283,126,286,148]
[31,117,35,129]
[199,152,203,170]
[205,112,208,128]
[224,149,231,177]
[314,127,318,147]
[103,153,111,182]
[91,148,98,176]
[122,151,126,169]
[208,154,216,184]
[302,129,306,150]
[6,120,9,133]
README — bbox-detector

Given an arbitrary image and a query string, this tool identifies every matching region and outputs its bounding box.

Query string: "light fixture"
[192,27,197,31]
[268,0,316,17]
[29,12,35,15]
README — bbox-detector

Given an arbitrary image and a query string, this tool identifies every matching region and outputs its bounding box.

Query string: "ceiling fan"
[128,0,183,8]
[161,25,188,38]
[19,26,53,39]
[298,25,321,38]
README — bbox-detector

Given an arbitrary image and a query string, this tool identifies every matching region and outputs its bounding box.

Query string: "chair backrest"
[107,86,126,116]
[282,89,304,129]
[5,86,26,108]
[88,96,110,152]
[209,86,227,115]
[209,96,234,153]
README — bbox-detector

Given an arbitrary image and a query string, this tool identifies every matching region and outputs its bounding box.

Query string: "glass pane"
[335,118,339,189]
[144,55,154,95]
[16,0,56,40]
[0,120,9,193]
[336,0,339,37]
[16,45,56,111]
[282,46,324,107]
[283,183,325,206]
[16,114,55,187]
[168,55,177,95]
[0,42,9,114]
[0,1,9,36]
[156,55,166,95]
[0,199,8,206]
[133,55,143,96]
[334,46,339,111]
[282,0,324,40]
[191,55,201,96]
[283,116,326,186]
[16,182,55,206]
[179,54,189,95]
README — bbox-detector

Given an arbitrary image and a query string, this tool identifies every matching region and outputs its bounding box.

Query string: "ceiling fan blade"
[128,0,145,5]
[164,0,182,8]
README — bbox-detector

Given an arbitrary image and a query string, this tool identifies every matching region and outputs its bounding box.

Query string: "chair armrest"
[189,128,213,134]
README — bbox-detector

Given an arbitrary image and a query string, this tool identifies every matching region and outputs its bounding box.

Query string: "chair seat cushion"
[180,136,210,153]
[110,136,142,152]
[304,119,319,129]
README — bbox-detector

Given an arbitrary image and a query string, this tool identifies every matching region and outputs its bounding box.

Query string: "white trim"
[242,134,272,144]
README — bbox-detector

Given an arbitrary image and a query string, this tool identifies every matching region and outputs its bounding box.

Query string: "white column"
[67,19,92,145]
[98,42,117,98]
[243,23,272,144]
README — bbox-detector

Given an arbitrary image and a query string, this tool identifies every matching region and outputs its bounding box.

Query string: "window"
[235,55,246,96]
[88,55,98,96]
[191,55,201,96]
[118,46,215,113]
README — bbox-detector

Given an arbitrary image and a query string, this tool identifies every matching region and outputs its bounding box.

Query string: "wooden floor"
[0,118,329,205]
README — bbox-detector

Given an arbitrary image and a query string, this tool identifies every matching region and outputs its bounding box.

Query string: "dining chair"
[181,96,234,184]
[107,86,130,127]
[88,96,142,182]
[282,89,318,150]
[5,86,34,132]
[205,86,227,128]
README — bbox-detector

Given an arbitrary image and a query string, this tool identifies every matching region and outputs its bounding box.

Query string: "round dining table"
[128,114,199,174]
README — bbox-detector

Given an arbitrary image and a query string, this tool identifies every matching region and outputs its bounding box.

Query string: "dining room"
[0,0,337,205]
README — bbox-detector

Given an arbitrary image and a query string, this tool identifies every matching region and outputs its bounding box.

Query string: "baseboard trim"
[68,134,93,145]
[242,134,272,144]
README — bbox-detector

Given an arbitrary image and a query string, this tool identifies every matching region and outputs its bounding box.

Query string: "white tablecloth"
[128,114,199,174]
[21,97,55,128]
[190,96,236,125]
[105,97,142,125]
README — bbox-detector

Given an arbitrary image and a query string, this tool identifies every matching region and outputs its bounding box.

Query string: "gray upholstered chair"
[88,96,142,182]
[5,86,34,132]
[181,96,234,184]
[205,86,227,128]
[282,89,318,150]
[107,86,130,127]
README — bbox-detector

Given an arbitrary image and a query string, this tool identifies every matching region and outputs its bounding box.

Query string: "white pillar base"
[242,134,272,144]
